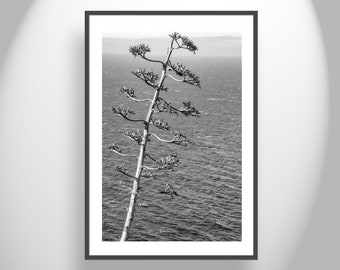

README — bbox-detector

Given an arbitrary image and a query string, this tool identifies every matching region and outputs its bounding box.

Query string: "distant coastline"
[102,36,241,57]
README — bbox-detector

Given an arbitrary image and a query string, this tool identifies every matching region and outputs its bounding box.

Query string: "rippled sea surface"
[102,53,241,241]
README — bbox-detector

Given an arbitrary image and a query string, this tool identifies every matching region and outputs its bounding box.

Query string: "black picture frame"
[85,10,257,260]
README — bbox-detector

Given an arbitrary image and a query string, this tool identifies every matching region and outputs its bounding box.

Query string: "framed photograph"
[85,11,257,259]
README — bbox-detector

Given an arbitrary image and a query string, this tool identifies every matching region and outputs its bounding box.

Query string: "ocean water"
[102,53,242,241]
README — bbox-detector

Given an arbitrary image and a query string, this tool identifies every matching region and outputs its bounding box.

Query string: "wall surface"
[0,1,338,270]
[290,0,340,269]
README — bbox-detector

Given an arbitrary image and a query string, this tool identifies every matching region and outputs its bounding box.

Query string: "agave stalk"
[119,38,175,241]
[110,32,200,241]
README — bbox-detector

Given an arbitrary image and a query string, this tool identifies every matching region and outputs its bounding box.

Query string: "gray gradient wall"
[0,1,338,269]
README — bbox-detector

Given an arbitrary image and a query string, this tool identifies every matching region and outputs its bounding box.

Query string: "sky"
[102,34,241,57]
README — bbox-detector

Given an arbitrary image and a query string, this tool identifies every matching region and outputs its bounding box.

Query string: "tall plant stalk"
[108,33,201,241]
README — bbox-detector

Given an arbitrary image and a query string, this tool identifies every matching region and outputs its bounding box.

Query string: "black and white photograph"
[86,11,257,258]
